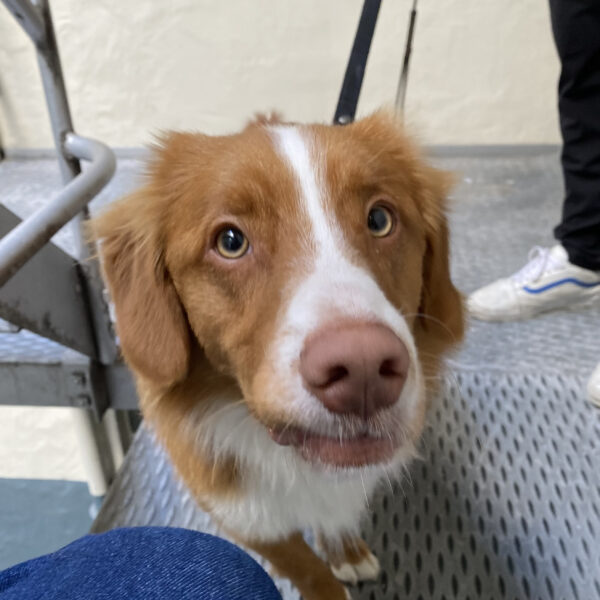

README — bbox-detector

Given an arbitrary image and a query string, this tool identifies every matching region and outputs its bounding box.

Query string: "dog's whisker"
[359,472,370,509]
[405,311,462,344]
[384,469,395,495]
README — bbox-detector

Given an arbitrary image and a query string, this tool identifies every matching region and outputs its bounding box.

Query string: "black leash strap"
[333,0,381,125]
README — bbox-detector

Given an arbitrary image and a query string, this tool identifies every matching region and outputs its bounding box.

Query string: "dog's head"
[93,110,464,471]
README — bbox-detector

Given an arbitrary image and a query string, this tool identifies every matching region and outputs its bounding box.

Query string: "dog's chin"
[268,426,400,469]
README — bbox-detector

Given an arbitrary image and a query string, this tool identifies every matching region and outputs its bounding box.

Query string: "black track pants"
[549,0,600,270]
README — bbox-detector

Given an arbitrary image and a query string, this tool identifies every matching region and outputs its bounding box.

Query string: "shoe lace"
[510,246,559,286]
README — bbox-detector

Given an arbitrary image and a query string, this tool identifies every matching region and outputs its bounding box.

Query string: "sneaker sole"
[589,392,600,408]
[468,284,600,323]
[588,377,600,408]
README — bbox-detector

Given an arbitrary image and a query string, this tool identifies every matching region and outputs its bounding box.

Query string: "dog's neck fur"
[142,362,417,542]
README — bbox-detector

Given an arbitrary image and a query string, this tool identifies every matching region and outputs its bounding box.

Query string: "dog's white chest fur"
[189,401,386,541]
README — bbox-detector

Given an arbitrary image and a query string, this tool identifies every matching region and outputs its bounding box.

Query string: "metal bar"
[0,135,115,287]
[0,356,137,412]
[0,325,135,414]
[72,218,119,365]
[1,0,46,48]
[104,409,125,471]
[0,350,100,410]
[0,361,69,406]
[102,362,138,410]
[0,205,98,357]
[71,409,115,496]
[34,0,118,365]
[394,0,418,114]
[35,0,80,183]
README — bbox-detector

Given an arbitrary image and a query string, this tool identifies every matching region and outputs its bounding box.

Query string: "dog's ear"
[91,190,190,388]
[415,167,465,356]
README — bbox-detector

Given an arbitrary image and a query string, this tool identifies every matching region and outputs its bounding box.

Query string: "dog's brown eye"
[216,227,249,259]
[367,206,394,237]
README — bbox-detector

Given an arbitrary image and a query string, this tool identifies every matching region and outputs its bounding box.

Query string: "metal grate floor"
[7,149,600,598]
[93,370,600,600]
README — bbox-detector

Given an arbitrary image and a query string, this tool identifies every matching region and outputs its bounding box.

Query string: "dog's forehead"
[268,125,330,241]
[170,122,376,221]
[164,120,415,270]
[229,122,374,201]
[265,123,402,248]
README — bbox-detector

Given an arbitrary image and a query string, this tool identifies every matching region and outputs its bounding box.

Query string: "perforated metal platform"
[93,371,600,600]
[87,149,599,598]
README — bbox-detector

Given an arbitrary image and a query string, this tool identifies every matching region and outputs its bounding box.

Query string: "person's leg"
[468,1,600,323]
[550,0,600,271]
[0,527,282,600]
[551,3,600,408]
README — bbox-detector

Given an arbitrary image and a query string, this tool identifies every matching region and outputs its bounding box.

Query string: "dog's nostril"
[323,365,349,386]
[379,358,402,377]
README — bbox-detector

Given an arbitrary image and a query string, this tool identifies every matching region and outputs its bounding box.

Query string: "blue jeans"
[0,527,282,599]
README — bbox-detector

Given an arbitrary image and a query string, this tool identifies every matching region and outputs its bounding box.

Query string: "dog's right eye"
[367,205,394,238]
[216,227,249,259]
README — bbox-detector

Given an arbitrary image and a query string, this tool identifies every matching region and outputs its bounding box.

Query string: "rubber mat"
[91,150,600,599]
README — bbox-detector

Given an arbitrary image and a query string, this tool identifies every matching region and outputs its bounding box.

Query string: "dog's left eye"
[216,227,249,259]
[367,205,394,237]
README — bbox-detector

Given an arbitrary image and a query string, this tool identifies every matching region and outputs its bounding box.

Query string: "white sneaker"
[588,363,600,407]
[468,245,600,322]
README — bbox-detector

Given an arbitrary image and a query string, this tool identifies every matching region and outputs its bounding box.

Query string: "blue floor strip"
[0,478,93,570]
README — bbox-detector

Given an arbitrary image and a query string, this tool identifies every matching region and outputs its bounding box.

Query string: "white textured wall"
[0,0,560,150]
[0,406,86,480]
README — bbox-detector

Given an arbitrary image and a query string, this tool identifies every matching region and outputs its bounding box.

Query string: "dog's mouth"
[267,425,399,468]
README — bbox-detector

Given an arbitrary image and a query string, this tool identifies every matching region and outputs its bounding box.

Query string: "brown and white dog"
[93,110,464,600]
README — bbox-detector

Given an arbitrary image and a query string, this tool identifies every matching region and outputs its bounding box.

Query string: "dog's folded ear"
[415,166,465,355]
[91,190,191,388]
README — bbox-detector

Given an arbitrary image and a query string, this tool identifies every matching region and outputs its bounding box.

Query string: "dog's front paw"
[331,550,380,585]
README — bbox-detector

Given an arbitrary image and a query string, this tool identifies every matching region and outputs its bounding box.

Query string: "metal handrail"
[0,134,116,286]
[2,0,45,48]
[0,0,128,496]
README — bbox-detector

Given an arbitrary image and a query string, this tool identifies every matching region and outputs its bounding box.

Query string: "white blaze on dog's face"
[255,125,424,468]
[96,110,464,473]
